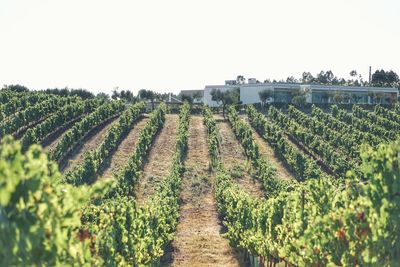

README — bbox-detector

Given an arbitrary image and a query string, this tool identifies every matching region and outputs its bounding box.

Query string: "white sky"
[0,0,399,95]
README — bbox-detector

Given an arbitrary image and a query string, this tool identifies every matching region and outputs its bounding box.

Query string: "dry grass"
[215,115,265,200]
[134,114,178,205]
[97,117,149,180]
[166,116,243,267]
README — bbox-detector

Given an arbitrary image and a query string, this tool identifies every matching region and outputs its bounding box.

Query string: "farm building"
[189,79,398,107]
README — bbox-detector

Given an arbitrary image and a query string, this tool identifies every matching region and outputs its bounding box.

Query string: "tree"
[350,70,358,77]
[258,89,274,107]
[371,69,399,88]
[111,89,119,100]
[316,70,335,84]
[236,75,246,85]
[291,88,309,107]
[180,94,193,104]
[348,70,365,86]
[193,91,203,103]
[330,91,339,104]
[3,84,29,92]
[301,72,315,84]
[210,88,240,118]
[96,92,110,101]
[138,89,158,110]
[119,90,136,102]
[286,76,298,83]
[44,88,94,99]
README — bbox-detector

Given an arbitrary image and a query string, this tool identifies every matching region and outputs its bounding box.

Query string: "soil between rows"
[215,115,265,200]
[97,117,149,180]
[165,116,243,267]
[134,114,178,205]
[240,116,295,181]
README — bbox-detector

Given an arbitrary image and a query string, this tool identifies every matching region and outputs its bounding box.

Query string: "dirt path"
[97,117,149,180]
[241,116,294,181]
[134,114,178,205]
[165,116,242,267]
[215,116,265,200]
[60,117,118,173]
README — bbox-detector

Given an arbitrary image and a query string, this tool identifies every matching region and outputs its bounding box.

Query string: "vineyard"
[1,89,400,266]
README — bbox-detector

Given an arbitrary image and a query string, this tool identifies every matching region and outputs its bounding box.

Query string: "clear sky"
[0,0,399,95]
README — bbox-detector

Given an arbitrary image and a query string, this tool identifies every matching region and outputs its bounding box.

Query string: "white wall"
[240,85,274,104]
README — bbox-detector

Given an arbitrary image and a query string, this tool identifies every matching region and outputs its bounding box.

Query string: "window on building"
[274,91,292,103]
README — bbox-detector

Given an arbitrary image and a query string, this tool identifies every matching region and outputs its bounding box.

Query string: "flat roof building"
[200,82,398,106]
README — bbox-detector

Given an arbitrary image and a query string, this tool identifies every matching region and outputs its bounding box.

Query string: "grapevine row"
[331,105,395,140]
[51,101,125,162]
[352,105,400,134]
[20,98,102,150]
[287,105,360,159]
[374,105,400,125]
[0,136,102,265]
[82,102,190,265]
[108,102,167,196]
[227,106,290,196]
[0,96,75,137]
[0,90,32,104]
[80,103,167,264]
[207,105,400,266]
[64,102,146,185]
[0,93,54,122]
[268,106,355,177]
[311,106,382,147]
[246,105,324,181]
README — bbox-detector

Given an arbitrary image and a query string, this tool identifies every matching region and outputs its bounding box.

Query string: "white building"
[200,81,398,106]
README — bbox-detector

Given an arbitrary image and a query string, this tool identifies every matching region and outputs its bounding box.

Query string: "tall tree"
[371,69,399,87]
[316,70,335,84]
[301,72,315,84]
[3,84,29,92]
[236,75,246,85]
[138,89,158,110]
[193,91,203,103]
[210,88,240,118]
[180,94,193,104]
[291,88,309,107]
[286,76,298,83]
[111,89,119,100]
[350,70,358,77]
[96,92,110,101]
